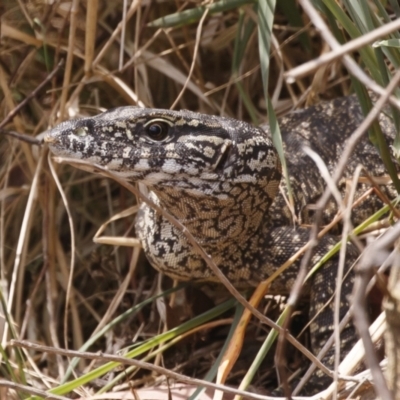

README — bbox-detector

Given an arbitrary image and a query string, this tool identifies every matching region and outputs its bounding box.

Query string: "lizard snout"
[44,132,58,144]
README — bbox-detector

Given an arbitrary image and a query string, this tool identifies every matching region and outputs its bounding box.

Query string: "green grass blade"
[232,9,259,124]
[267,97,293,207]
[257,0,294,210]
[257,0,275,100]
[0,288,27,385]
[342,0,374,32]
[321,0,379,75]
[62,283,187,382]
[39,299,236,398]
[374,39,400,49]
[237,306,290,394]
[188,302,245,400]
[148,0,256,28]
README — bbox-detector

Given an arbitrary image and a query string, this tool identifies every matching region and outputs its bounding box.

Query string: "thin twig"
[0,59,64,131]
[170,7,209,109]
[285,18,400,82]
[59,0,79,120]
[0,129,41,145]
[0,380,69,400]
[352,225,400,400]
[11,339,291,400]
[297,0,400,112]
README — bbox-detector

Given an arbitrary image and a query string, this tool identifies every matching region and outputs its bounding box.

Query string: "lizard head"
[45,107,281,198]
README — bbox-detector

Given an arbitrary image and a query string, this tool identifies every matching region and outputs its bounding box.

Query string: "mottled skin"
[45,96,397,394]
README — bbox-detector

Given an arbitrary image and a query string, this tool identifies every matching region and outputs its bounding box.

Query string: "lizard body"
[44,95,397,394]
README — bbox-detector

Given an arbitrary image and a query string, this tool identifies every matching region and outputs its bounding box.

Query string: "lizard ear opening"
[213,140,232,172]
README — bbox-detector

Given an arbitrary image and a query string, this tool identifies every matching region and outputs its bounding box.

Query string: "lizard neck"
[135,182,275,284]
[152,182,271,243]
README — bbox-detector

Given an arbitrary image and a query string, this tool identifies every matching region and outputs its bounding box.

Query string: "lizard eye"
[144,120,170,142]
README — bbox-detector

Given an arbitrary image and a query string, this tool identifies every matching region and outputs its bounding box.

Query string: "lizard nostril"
[44,133,57,143]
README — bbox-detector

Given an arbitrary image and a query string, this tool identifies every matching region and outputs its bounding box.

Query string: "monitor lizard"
[44,95,398,394]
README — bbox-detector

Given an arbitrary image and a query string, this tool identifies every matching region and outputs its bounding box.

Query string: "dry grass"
[1,1,400,399]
